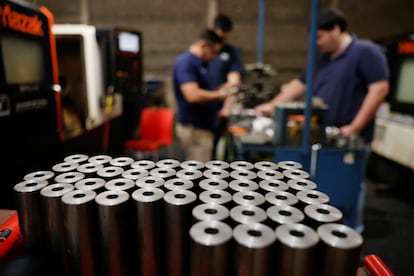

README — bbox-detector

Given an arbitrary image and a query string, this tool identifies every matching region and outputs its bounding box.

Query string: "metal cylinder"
[131,159,156,171]
[296,190,330,210]
[181,160,205,171]
[40,183,74,275]
[74,178,106,193]
[287,179,317,194]
[230,161,254,171]
[88,154,112,165]
[233,223,276,276]
[105,178,136,194]
[165,178,194,191]
[199,190,232,206]
[192,203,229,222]
[150,167,176,181]
[23,170,55,182]
[304,203,343,229]
[283,169,310,181]
[205,160,230,171]
[267,205,305,227]
[176,169,203,186]
[265,190,298,206]
[203,169,230,180]
[317,223,363,276]
[55,172,85,184]
[95,190,131,276]
[230,170,257,181]
[229,179,259,193]
[14,179,48,253]
[257,169,283,183]
[52,162,79,173]
[190,220,233,276]
[254,161,279,171]
[122,168,149,181]
[77,163,104,177]
[277,160,302,171]
[132,187,165,276]
[199,178,228,191]
[97,166,124,181]
[109,156,134,168]
[233,191,265,207]
[230,205,267,225]
[259,179,289,193]
[64,154,89,164]
[61,189,98,276]
[156,158,181,169]
[136,175,165,189]
[275,223,320,276]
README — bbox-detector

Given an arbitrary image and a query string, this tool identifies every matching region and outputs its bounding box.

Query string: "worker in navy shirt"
[255,8,389,232]
[208,14,244,158]
[173,29,232,162]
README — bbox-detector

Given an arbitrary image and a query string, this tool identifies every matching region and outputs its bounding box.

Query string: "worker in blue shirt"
[208,14,244,158]
[173,29,233,162]
[255,8,389,232]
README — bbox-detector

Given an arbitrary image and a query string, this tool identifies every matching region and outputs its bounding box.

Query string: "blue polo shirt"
[300,35,389,142]
[173,50,218,131]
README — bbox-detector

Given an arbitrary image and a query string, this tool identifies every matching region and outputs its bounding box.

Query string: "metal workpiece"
[61,189,98,276]
[230,160,254,171]
[230,169,257,181]
[233,223,276,276]
[229,179,259,193]
[203,169,230,180]
[40,183,74,275]
[288,178,318,193]
[199,190,232,206]
[97,166,124,180]
[254,161,279,171]
[132,187,165,276]
[199,178,228,191]
[88,154,112,165]
[131,159,156,170]
[55,172,85,184]
[136,176,165,189]
[275,223,320,276]
[205,160,230,171]
[283,169,310,180]
[259,179,289,193]
[14,179,48,253]
[317,223,363,276]
[109,156,134,167]
[74,178,106,193]
[304,204,343,229]
[105,178,136,193]
[190,221,233,276]
[52,162,79,173]
[64,154,89,164]
[278,160,303,171]
[164,190,197,276]
[233,191,265,207]
[230,205,267,225]
[267,205,305,226]
[150,167,176,181]
[23,170,55,181]
[156,158,181,169]
[192,203,230,222]
[95,190,131,276]
[180,160,205,171]
[176,169,203,184]
[122,168,149,180]
[296,190,330,207]
[257,169,284,181]
[164,178,194,191]
[265,190,299,206]
[77,162,104,176]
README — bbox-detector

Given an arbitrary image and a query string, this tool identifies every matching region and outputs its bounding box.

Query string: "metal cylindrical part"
[64,154,89,164]
[265,191,298,206]
[229,179,259,193]
[122,168,149,181]
[230,205,267,225]
[109,156,134,168]
[254,161,279,171]
[61,189,98,276]
[278,160,302,171]
[132,187,165,276]
[131,159,156,171]
[199,190,232,206]
[165,178,194,191]
[77,163,104,177]
[176,169,203,185]
[150,167,176,181]
[55,172,85,184]
[288,179,317,194]
[304,204,343,229]
[74,178,106,193]
[205,160,230,171]
[192,203,229,222]
[296,190,330,209]
[40,183,74,275]
[230,161,254,171]
[275,223,319,276]
[156,158,180,169]
[95,190,131,276]
[233,223,276,276]
[136,176,165,189]
[190,221,232,276]
[267,205,305,227]
[23,170,55,182]
[180,160,204,171]
[230,170,256,181]
[164,190,197,276]
[199,178,228,191]
[14,180,48,253]
[52,162,79,173]
[257,169,283,182]
[283,169,310,181]
[97,166,124,180]
[233,191,265,207]
[259,179,289,193]
[105,178,136,194]
[88,154,112,165]
[317,223,363,276]
[203,169,230,180]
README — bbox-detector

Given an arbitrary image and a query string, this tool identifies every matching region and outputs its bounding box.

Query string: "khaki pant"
[176,123,213,162]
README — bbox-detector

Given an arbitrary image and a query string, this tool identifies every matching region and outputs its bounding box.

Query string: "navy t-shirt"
[173,50,218,131]
[300,36,389,142]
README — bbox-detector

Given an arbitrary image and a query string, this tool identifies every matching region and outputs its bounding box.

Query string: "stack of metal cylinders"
[13,156,364,276]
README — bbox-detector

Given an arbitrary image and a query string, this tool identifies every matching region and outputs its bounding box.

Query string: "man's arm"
[254,78,307,114]
[340,80,389,137]
[180,82,228,103]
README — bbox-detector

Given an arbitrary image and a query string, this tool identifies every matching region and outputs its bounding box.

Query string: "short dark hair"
[213,13,233,32]
[317,8,348,32]
[198,28,223,45]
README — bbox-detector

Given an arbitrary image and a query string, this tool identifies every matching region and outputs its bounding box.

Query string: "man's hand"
[254,102,275,115]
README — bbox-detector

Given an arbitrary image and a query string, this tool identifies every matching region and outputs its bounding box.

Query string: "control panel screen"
[118,32,140,53]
